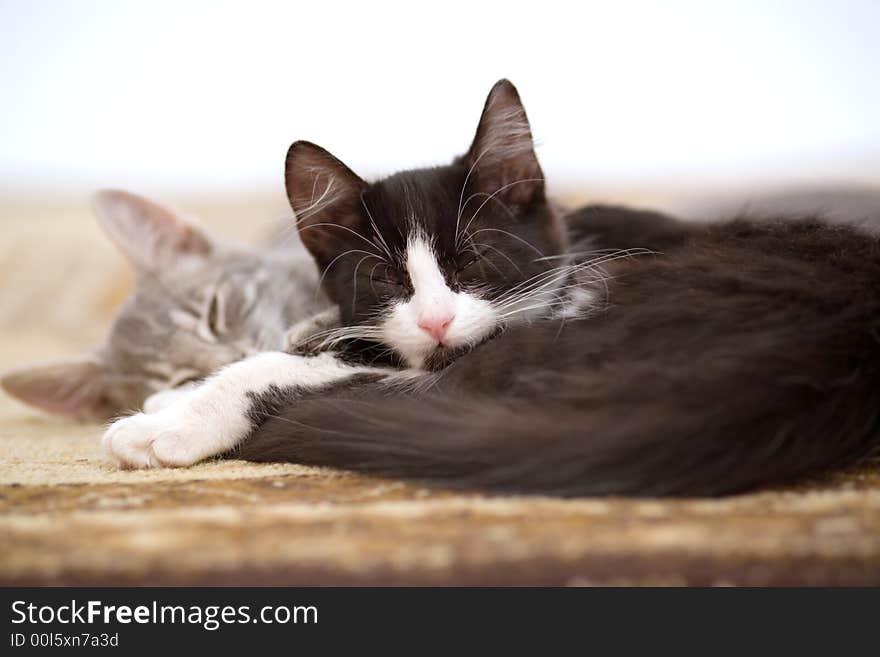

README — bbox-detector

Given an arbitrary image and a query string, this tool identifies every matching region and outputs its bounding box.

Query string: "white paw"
[142,383,198,413]
[102,410,207,469]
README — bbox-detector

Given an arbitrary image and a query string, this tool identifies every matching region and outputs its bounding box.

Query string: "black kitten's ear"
[285,140,367,263]
[93,190,213,273]
[465,79,544,205]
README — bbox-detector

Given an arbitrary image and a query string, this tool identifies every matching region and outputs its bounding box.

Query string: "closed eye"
[364,264,405,289]
[206,294,221,333]
[372,275,401,286]
[168,370,203,388]
[199,287,226,340]
[456,246,490,272]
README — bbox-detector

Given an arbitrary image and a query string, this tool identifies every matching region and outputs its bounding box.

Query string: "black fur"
[565,204,700,253]
[230,80,880,497]
[234,216,880,496]
[284,81,565,367]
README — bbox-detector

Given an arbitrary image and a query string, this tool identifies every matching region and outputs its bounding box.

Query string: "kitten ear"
[93,189,213,272]
[285,140,367,263]
[1,355,115,420]
[465,79,544,205]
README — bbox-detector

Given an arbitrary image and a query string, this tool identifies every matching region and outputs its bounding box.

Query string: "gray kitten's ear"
[465,79,544,205]
[93,189,213,272]
[1,356,115,420]
[285,140,367,264]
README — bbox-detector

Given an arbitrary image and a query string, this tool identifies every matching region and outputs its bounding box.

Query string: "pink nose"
[418,313,454,343]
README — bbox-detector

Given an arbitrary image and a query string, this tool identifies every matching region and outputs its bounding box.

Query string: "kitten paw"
[142,382,198,413]
[102,411,204,469]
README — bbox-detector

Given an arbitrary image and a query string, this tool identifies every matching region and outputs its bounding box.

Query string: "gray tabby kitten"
[1,190,332,420]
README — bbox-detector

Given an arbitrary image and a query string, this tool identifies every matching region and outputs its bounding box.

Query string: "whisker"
[490,257,630,314]
[295,176,336,220]
[293,324,382,346]
[360,194,395,262]
[499,299,582,319]
[494,271,594,310]
[496,249,652,304]
[532,247,655,262]
[316,249,383,295]
[461,238,523,276]
[466,227,546,258]
[455,145,494,244]
[459,189,517,221]
[495,262,620,310]
[349,253,379,316]
[494,262,584,302]
[457,177,545,247]
[299,222,388,260]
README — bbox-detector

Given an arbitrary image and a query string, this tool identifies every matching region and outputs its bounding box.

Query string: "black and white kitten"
[103,80,880,497]
[102,79,572,465]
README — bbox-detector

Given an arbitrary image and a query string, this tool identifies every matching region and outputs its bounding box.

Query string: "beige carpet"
[2,192,880,586]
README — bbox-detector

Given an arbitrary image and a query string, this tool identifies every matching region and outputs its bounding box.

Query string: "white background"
[1,0,878,195]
